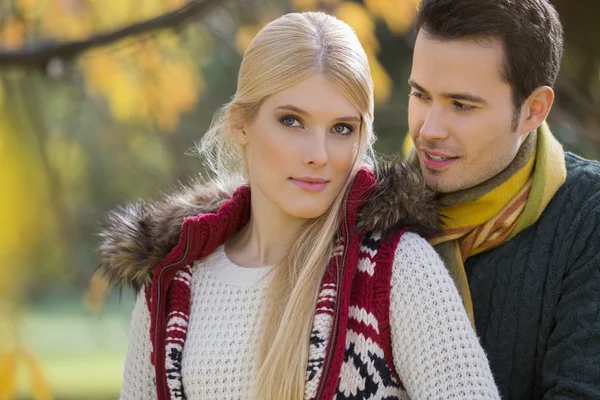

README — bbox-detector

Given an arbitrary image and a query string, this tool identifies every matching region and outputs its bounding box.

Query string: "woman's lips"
[289,178,329,192]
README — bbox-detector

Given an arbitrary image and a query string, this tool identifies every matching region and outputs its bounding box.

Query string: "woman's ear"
[228,104,248,146]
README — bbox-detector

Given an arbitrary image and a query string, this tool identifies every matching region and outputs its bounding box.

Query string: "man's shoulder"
[565,152,600,183]
[558,152,600,206]
[533,152,600,237]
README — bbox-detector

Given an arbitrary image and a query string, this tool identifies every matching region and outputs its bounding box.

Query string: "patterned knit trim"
[165,265,192,400]
[334,231,405,400]
[305,238,343,400]
[335,330,403,400]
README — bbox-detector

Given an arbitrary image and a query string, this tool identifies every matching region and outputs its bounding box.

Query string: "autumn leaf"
[24,352,53,400]
[365,0,420,34]
[403,132,414,157]
[40,0,94,40]
[368,54,392,103]
[236,24,262,54]
[0,18,26,50]
[291,0,320,11]
[335,2,379,51]
[334,2,391,103]
[83,271,110,314]
[0,351,17,399]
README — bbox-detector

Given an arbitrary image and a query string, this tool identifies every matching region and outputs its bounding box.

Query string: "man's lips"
[289,177,329,192]
[419,148,459,170]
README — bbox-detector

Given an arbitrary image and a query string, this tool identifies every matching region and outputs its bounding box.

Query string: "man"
[406,0,600,398]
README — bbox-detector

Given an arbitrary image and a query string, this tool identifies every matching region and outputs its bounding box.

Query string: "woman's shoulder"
[391,231,444,274]
[96,175,244,291]
[356,160,442,239]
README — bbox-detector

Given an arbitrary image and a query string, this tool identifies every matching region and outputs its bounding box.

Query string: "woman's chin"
[284,205,330,220]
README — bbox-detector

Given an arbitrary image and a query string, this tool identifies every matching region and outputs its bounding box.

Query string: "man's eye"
[453,101,476,112]
[331,124,352,135]
[409,91,425,99]
[280,116,302,127]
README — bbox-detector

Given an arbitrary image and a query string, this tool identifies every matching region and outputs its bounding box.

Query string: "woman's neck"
[225,193,306,268]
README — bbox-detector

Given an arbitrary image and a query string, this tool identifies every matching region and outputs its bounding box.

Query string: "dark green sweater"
[466,153,600,400]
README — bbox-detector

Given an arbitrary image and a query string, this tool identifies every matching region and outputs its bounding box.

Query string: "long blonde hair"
[198,12,375,399]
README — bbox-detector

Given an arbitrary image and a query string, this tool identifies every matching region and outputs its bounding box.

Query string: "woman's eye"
[281,116,302,127]
[331,124,352,135]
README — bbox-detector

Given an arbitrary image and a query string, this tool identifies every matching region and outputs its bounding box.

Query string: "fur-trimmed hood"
[97,160,441,290]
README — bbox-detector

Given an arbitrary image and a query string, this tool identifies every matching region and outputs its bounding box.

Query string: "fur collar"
[97,161,441,290]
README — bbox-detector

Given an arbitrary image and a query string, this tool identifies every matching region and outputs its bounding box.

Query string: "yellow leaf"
[137,0,167,21]
[235,24,261,54]
[368,52,392,103]
[364,0,385,17]
[0,351,17,399]
[83,271,110,313]
[89,0,135,30]
[40,0,94,40]
[108,70,140,122]
[16,0,43,19]
[0,98,52,294]
[24,353,53,400]
[365,0,419,34]
[291,0,319,11]
[334,2,379,52]
[403,131,414,157]
[83,33,200,131]
[154,58,201,131]
[0,80,4,107]
[168,0,188,10]
[1,18,26,50]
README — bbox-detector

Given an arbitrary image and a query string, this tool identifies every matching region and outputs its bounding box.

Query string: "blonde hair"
[198,12,375,399]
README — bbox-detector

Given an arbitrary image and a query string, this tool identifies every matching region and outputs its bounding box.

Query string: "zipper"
[315,175,358,400]
[154,224,192,398]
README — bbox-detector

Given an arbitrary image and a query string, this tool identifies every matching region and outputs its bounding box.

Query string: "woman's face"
[238,74,361,221]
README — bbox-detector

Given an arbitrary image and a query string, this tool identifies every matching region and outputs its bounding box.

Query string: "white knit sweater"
[120,233,500,399]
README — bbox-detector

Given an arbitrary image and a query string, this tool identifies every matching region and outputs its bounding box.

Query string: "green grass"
[14,296,135,399]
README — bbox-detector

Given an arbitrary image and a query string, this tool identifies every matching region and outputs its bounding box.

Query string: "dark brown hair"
[415,0,564,129]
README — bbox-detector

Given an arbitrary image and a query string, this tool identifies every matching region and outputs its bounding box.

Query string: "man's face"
[408,32,528,193]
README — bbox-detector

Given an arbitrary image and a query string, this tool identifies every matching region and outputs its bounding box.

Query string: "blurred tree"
[549,0,600,160]
[0,1,224,397]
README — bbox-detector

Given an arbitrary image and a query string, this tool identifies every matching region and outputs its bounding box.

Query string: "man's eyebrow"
[408,79,427,93]
[409,79,489,105]
[441,91,489,105]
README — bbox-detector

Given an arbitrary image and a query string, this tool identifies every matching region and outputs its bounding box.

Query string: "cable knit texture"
[465,153,600,400]
[121,234,499,400]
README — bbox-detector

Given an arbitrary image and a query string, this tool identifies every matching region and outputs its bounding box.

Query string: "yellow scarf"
[405,122,566,327]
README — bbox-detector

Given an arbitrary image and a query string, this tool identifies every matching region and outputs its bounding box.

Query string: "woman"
[98,12,500,400]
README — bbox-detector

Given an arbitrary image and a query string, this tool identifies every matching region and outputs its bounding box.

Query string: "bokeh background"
[1,0,599,398]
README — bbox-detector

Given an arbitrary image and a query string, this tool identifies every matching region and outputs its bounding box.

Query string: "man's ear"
[518,86,554,135]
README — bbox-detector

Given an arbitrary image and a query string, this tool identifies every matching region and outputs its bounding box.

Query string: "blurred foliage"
[0,0,598,398]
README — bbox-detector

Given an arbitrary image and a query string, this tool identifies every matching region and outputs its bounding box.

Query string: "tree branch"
[0,0,224,68]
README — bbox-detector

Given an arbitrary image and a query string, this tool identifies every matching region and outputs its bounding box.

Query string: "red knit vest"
[145,169,407,399]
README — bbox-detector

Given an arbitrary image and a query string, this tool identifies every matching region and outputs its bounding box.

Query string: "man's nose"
[420,104,450,141]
